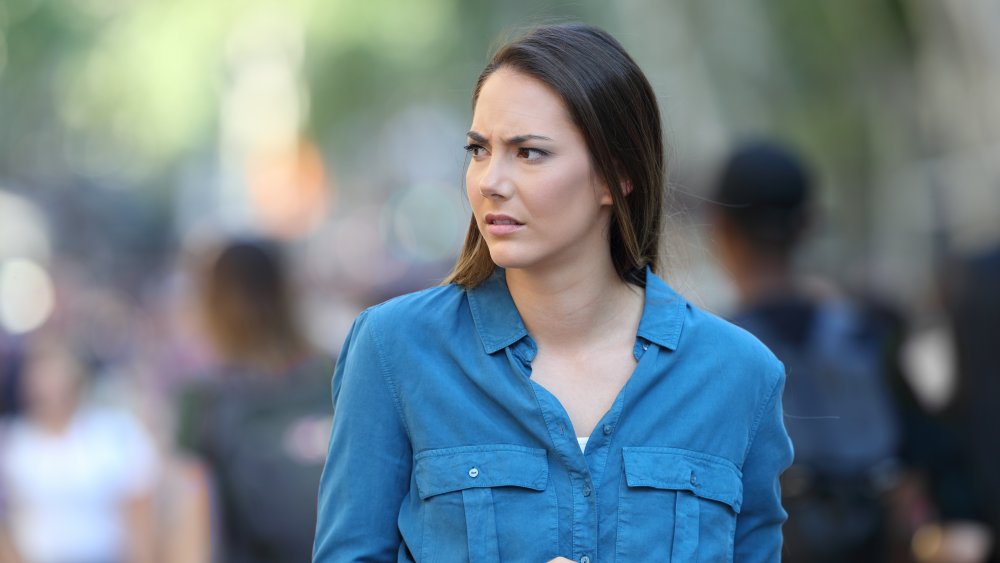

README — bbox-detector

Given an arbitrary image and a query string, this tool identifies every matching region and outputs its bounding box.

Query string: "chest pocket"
[414,444,553,563]
[619,447,743,562]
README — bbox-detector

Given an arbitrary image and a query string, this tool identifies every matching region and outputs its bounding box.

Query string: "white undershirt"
[577,437,588,452]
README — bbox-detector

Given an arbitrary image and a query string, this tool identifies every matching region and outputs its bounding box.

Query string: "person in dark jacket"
[177,239,333,563]
[708,139,925,562]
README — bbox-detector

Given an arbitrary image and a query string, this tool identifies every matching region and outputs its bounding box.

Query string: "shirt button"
[602,424,612,435]
[581,556,592,563]
[582,484,592,497]
[690,471,697,485]
[469,467,479,478]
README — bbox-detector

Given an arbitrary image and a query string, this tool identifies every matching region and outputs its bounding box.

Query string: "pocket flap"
[622,447,743,512]
[414,445,548,500]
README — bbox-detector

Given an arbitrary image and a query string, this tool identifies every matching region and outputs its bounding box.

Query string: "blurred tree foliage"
[0,0,608,191]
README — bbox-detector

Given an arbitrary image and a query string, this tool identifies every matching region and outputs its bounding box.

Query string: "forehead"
[471,67,574,133]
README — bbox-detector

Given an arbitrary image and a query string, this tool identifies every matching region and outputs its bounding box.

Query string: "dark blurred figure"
[938,244,1000,562]
[176,239,333,563]
[0,334,24,417]
[708,139,922,562]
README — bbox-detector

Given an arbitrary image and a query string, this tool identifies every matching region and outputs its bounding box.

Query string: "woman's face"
[465,67,613,275]
[22,348,83,419]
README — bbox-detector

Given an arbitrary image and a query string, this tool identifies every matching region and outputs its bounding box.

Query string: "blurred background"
[1,0,998,561]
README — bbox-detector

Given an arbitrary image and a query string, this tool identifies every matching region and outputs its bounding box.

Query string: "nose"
[475,155,513,200]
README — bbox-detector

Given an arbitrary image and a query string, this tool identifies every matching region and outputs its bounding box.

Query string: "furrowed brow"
[505,134,553,144]
[466,131,489,145]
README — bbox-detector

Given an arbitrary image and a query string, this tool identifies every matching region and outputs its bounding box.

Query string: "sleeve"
[734,363,794,562]
[313,310,413,562]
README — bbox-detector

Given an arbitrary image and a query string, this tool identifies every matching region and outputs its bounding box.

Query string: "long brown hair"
[200,239,310,373]
[446,23,665,287]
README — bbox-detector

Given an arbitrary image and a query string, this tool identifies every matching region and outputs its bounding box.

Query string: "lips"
[484,213,524,235]
[485,213,522,226]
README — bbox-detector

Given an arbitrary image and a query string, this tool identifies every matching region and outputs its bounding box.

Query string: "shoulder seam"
[364,312,415,444]
[740,363,784,466]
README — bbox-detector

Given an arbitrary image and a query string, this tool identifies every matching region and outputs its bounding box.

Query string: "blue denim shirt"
[314,269,793,562]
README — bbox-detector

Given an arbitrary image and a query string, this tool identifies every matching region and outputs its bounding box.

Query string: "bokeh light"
[0,258,55,334]
[384,183,465,263]
[0,190,51,262]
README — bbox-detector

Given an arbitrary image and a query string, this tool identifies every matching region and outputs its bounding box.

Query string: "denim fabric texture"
[313,268,793,562]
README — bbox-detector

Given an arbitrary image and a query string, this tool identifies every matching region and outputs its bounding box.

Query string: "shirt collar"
[466,269,529,354]
[466,267,687,355]
[636,267,687,350]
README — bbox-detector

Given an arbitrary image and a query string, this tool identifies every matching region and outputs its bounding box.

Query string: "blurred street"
[1,1,999,562]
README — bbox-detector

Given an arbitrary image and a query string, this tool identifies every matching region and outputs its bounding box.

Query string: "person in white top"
[0,336,158,563]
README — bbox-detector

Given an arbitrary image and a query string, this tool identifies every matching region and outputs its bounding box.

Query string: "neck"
[505,259,643,349]
[30,405,77,434]
[732,257,796,307]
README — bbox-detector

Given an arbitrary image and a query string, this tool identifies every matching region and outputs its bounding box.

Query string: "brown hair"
[446,23,665,287]
[200,240,310,373]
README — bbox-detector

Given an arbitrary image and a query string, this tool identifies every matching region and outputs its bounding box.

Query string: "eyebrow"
[466,131,554,145]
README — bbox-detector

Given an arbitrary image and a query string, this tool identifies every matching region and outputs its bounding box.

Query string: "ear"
[601,180,632,205]
[598,181,614,206]
[599,168,632,206]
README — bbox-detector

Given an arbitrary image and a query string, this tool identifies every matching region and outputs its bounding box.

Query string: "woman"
[176,239,333,563]
[314,24,792,562]
[0,337,158,563]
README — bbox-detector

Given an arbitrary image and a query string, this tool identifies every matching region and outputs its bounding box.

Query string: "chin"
[486,246,534,271]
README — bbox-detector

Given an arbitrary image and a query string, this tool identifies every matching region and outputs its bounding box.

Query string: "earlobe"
[599,179,630,206]
[599,184,615,206]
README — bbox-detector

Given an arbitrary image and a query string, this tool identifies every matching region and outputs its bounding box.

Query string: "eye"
[516,147,548,162]
[464,144,487,158]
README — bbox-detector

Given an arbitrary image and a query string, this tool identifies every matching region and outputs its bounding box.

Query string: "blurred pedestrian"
[175,239,333,563]
[314,24,793,562]
[0,335,158,563]
[708,139,921,562]
[933,243,1000,562]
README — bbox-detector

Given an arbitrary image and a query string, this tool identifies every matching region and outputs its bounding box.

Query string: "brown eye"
[516,147,548,161]
[464,144,487,158]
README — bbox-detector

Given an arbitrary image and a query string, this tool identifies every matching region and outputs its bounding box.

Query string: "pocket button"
[468,467,479,478]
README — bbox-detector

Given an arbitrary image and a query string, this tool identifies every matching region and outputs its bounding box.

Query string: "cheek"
[465,185,480,222]
[534,169,599,217]
[531,187,569,217]
[465,166,479,203]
